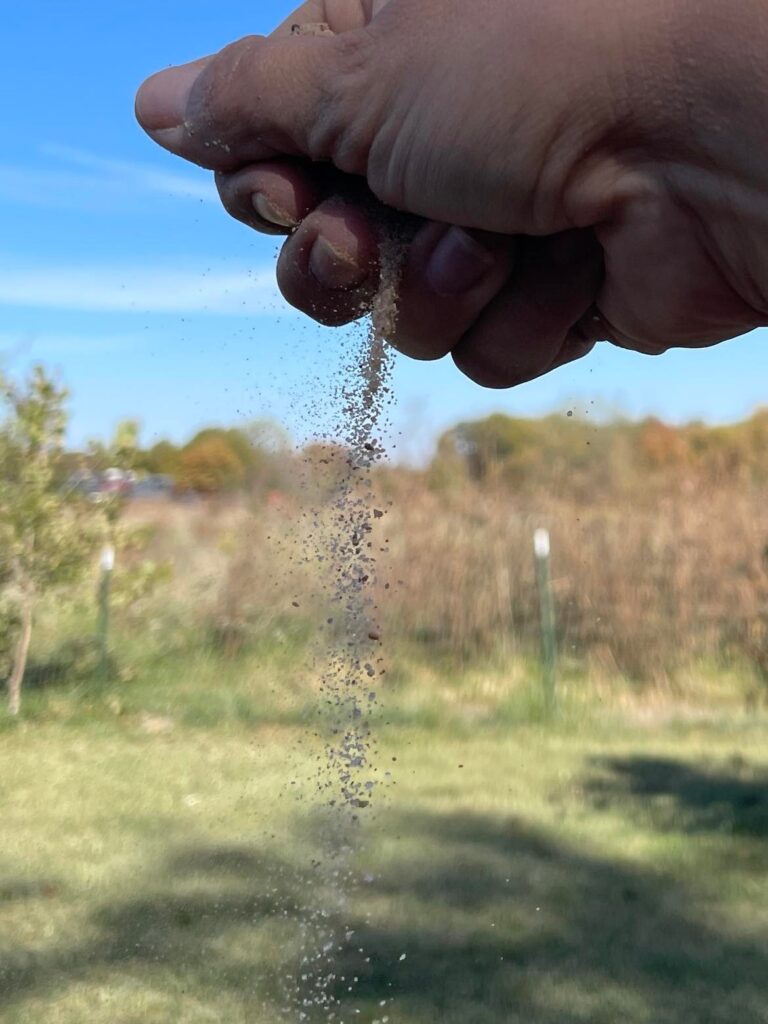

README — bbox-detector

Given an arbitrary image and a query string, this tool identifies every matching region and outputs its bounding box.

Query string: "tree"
[88,419,139,530]
[240,418,293,492]
[0,367,97,715]
[137,439,180,477]
[638,417,688,471]
[86,421,171,673]
[186,427,252,467]
[441,414,575,486]
[176,437,246,494]
[184,422,293,493]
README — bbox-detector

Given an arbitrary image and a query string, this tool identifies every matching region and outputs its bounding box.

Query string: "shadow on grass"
[0,878,61,904]
[0,810,767,1022]
[585,755,768,838]
[21,637,104,692]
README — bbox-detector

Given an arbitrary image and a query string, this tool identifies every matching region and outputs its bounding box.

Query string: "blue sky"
[2,0,767,461]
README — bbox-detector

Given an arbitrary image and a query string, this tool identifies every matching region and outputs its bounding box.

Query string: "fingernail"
[309,237,367,290]
[426,226,494,296]
[135,62,202,131]
[253,193,297,229]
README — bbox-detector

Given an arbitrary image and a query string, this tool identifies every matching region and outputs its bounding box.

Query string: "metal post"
[98,544,115,677]
[533,528,557,714]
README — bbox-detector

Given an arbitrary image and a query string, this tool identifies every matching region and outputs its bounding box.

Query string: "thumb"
[135,30,377,174]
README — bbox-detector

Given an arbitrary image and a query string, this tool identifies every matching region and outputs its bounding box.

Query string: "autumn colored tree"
[176,436,246,494]
[638,417,688,471]
[185,423,290,492]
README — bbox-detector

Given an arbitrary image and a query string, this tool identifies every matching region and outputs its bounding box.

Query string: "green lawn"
[1,652,768,1023]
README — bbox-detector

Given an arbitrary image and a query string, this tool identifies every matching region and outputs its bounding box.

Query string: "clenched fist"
[136,0,768,387]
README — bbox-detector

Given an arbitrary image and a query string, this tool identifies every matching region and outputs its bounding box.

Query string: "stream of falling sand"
[274,234,405,1023]
[268,32,409,1020]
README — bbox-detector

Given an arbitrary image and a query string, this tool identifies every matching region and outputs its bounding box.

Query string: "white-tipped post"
[100,545,115,573]
[98,544,115,676]
[533,528,551,560]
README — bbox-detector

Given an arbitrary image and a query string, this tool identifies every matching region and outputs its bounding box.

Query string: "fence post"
[98,544,115,677]
[533,528,557,714]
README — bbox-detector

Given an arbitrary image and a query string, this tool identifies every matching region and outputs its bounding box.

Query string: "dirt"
[272,31,406,1017]
[291,22,335,36]
[272,242,403,1023]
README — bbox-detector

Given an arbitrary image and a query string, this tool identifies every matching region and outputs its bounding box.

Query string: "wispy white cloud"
[41,143,218,203]
[0,143,217,209]
[0,259,290,316]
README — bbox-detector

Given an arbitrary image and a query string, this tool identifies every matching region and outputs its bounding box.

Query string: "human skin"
[135,0,768,388]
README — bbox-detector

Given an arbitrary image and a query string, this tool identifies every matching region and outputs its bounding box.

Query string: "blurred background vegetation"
[2,365,768,1023]
[7,365,768,704]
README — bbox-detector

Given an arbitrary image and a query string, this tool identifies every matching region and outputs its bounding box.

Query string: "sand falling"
[270,234,405,1023]
[259,32,409,1020]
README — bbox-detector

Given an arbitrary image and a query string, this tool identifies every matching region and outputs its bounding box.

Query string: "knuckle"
[366,132,408,209]
[187,35,262,128]
[322,0,373,31]
[214,170,284,235]
[453,341,549,389]
[307,28,379,171]
[388,330,450,362]
[453,350,513,390]
[214,172,237,214]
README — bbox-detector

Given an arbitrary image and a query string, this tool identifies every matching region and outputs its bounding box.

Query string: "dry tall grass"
[377,477,768,687]
[127,467,768,695]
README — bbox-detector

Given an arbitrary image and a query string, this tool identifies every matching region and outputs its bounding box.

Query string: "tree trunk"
[8,596,33,717]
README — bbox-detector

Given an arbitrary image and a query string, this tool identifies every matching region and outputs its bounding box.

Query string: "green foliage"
[433,408,768,496]
[138,439,180,476]
[187,427,252,470]
[88,423,172,665]
[440,412,608,488]
[0,592,20,679]
[111,558,173,612]
[88,419,139,527]
[0,366,100,712]
[0,367,97,591]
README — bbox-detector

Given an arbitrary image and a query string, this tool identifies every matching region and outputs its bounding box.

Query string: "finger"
[549,334,597,371]
[272,0,379,37]
[387,223,517,360]
[216,159,376,238]
[452,231,604,388]
[136,30,374,174]
[219,157,520,353]
[276,198,380,327]
[216,160,324,236]
[134,55,213,133]
[595,190,764,354]
[273,203,518,342]
[215,159,382,323]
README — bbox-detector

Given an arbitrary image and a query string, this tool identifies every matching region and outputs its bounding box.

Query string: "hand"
[136,0,768,387]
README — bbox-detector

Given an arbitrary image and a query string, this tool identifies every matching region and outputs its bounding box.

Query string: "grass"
[1,639,768,1023]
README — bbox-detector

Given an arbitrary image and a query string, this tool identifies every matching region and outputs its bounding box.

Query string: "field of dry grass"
[122,465,768,705]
